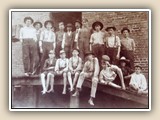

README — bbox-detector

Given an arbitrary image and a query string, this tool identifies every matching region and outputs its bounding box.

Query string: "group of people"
[18,16,148,106]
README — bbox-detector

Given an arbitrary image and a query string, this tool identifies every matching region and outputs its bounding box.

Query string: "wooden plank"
[12,76,64,86]
[69,93,79,108]
[83,80,148,106]
[12,76,148,106]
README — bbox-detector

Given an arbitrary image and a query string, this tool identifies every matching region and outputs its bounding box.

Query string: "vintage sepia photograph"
[9,9,151,111]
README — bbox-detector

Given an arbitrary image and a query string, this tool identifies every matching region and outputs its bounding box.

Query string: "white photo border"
[9,9,151,111]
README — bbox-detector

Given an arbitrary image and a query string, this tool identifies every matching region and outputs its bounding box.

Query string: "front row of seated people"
[40,49,148,106]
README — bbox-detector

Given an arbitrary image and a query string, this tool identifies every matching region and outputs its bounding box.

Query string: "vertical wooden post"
[69,93,79,108]
[11,85,14,108]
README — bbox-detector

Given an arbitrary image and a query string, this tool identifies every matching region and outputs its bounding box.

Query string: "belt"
[93,43,104,46]
[23,38,34,40]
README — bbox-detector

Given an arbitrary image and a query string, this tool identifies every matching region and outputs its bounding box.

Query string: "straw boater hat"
[24,16,34,23]
[105,26,116,31]
[92,21,104,30]
[75,20,82,27]
[134,64,142,69]
[119,56,129,63]
[44,20,54,28]
[121,27,130,34]
[33,21,43,28]
[60,50,65,54]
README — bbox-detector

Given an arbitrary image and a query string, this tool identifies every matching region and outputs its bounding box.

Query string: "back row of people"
[19,16,135,77]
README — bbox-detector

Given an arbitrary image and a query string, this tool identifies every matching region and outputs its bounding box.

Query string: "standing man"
[104,26,121,65]
[90,21,105,63]
[55,22,66,58]
[81,18,92,54]
[39,20,56,72]
[19,16,37,76]
[33,21,43,74]
[64,23,74,58]
[120,27,135,69]
[72,52,100,106]
[72,20,85,60]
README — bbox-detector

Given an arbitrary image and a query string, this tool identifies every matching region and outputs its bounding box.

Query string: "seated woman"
[99,55,126,90]
[40,50,57,95]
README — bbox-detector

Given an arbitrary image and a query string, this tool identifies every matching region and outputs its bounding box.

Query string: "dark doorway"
[50,12,82,31]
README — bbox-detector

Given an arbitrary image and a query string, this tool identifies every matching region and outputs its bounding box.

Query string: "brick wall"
[12,11,149,79]
[82,12,149,79]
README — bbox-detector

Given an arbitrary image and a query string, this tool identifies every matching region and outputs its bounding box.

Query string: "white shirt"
[19,26,37,41]
[74,28,81,42]
[40,29,56,42]
[99,65,118,82]
[121,37,135,51]
[90,31,105,45]
[129,73,147,90]
[55,58,69,71]
[106,35,121,48]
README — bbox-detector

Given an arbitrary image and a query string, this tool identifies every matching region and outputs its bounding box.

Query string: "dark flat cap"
[102,55,110,61]
[134,64,142,69]
[85,51,94,57]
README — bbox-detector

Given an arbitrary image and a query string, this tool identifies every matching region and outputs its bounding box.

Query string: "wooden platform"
[11,75,148,107]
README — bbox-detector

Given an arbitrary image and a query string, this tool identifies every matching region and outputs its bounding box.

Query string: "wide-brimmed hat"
[119,56,129,63]
[24,16,34,23]
[121,27,130,34]
[60,50,66,54]
[66,23,73,28]
[33,21,43,28]
[92,21,104,30]
[44,20,54,28]
[134,64,142,69]
[85,51,94,57]
[102,55,110,62]
[75,20,82,26]
[105,26,116,31]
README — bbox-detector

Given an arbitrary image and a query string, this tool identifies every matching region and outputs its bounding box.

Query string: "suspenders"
[71,57,80,69]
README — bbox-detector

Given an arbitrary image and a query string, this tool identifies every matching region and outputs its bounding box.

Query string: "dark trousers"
[106,48,118,65]
[40,42,53,72]
[121,50,134,69]
[33,42,41,74]
[64,46,71,58]
[22,39,36,73]
[92,44,105,63]
[55,42,62,58]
